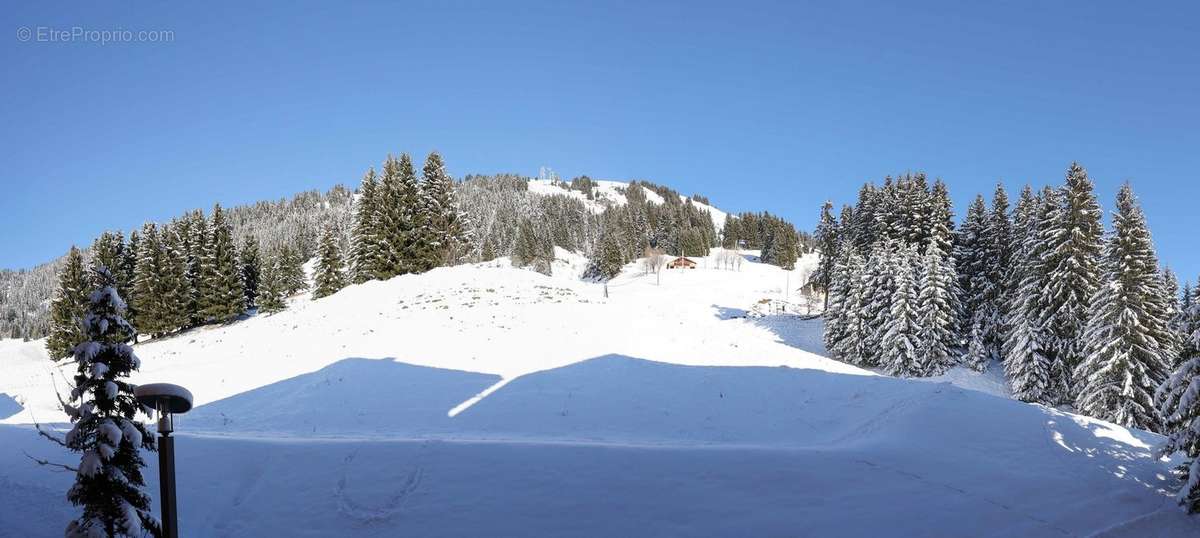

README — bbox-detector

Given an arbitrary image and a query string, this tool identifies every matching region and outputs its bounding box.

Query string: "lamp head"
[134,383,194,434]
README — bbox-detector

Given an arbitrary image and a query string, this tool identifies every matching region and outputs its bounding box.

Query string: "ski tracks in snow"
[335,447,426,525]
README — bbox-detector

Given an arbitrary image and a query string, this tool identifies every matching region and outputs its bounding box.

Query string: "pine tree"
[376,154,423,278]
[1075,184,1173,431]
[1177,282,1200,369]
[47,246,90,360]
[350,168,383,283]
[197,205,244,322]
[513,218,552,275]
[814,201,838,302]
[130,223,168,338]
[239,236,261,310]
[1158,283,1200,512]
[184,210,208,327]
[419,151,471,268]
[927,179,955,258]
[1162,267,1182,343]
[1001,185,1039,355]
[837,204,856,255]
[881,245,922,377]
[831,251,868,364]
[955,195,989,341]
[916,239,959,375]
[972,183,1012,361]
[278,245,308,295]
[860,241,900,367]
[60,267,160,538]
[1042,162,1104,402]
[964,318,989,372]
[258,254,287,314]
[158,225,192,333]
[313,224,348,299]
[852,183,879,255]
[590,231,625,280]
[822,245,853,353]
[120,231,140,334]
[1004,187,1057,404]
[89,232,126,290]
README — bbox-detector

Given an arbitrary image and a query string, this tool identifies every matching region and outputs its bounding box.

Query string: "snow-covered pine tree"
[954,194,989,343]
[1042,162,1104,403]
[278,245,308,295]
[588,230,625,280]
[860,241,900,367]
[47,246,90,360]
[1162,267,1182,342]
[313,223,348,299]
[916,238,959,375]
[419,151,471,269]
[898,173,932,249]
[130,223,169,338]
[239,236,261,311]
[1075,183,1174,431]
[963,317,989,372]
[873,177,899,244]
[1157,282,1200,512]
[376,154,423,278]
[852,183,879,255]
[158,225,192,333]
[813,201,838,302]
[880,245,922,377]
[822,244,853,353]
[972,183,1013,360]
[837,204,856,256]
[197,205,244,322]
[927,179,955,258]
[121,230,140,335]
[257,253,287,314]
[1001,185,1038,355]
[350,168,383,283]
[89,232,126,290]
[831,251,868,364]
[184,210,208,327]
[61,267,160,538]
[1178,282,1200,369]
[1003,187,1057,404]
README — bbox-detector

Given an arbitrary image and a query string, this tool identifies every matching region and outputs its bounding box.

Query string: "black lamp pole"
[136,383,192,538]
[157,402,179,538]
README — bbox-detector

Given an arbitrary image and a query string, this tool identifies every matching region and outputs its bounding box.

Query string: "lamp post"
[134,383,193,538]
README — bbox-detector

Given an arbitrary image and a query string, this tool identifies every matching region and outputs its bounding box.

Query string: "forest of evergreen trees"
[815,163,1200,510]
[38,151,470,358]
[25,152,809,354]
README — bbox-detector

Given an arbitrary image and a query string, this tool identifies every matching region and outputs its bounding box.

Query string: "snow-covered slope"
[527,179,728,231]
[1,251,1196,536]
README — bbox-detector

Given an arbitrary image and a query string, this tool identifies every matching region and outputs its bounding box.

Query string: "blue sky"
[3,1,1198,280]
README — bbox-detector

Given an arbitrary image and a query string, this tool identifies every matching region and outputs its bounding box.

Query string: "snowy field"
[2,250,1198,536]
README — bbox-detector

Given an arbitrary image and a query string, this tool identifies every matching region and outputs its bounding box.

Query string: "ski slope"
[1,250,1197,536]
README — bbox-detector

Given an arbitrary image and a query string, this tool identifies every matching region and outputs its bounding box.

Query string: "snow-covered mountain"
[1,250,1196,536]
[526,179,729,230]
